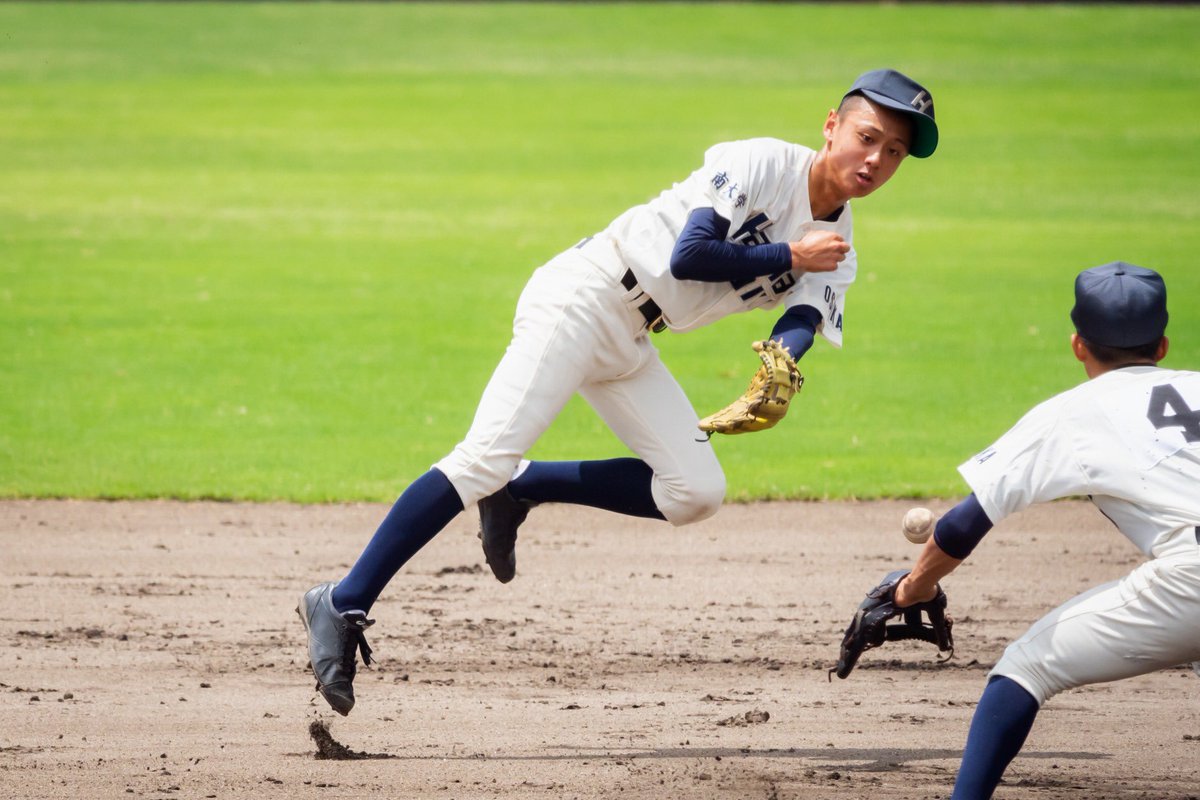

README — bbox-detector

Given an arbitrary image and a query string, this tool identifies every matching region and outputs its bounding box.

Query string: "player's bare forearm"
[896,493,991,606]
[788,230,849,272]
[896,539,963,607]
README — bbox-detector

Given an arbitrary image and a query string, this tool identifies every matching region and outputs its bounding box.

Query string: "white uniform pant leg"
[435,258,598,507]
[579,342,725,526]
[991,549,1200,706]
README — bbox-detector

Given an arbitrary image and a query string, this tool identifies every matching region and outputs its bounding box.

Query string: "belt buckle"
[621,269,666,332]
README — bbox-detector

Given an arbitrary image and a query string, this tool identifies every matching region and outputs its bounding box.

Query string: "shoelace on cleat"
[340,613,375,671]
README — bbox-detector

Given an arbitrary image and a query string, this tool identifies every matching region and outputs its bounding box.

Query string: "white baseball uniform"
[958,366,1200,705]
[435,138,858,520]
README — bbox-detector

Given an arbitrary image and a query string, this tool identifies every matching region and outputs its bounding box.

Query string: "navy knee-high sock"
[508,458,665,520]
[950,676,1041,799]
[332,468,464,614]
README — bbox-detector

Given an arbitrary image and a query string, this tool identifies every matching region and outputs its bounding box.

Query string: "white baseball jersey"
[438,138,862,525]
[959,366,1200,705]
[959,366,1200,558]
[595,138,856,342]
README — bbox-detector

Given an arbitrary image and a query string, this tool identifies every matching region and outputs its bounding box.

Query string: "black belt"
[621,269,666,333]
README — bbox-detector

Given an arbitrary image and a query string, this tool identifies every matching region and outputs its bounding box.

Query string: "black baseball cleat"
[296,582,374,716]
[477,487,535,584]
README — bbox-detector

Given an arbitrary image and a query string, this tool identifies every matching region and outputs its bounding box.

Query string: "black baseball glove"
[830,569,953,680]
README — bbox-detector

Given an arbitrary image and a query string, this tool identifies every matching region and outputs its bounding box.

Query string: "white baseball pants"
[991,535,1200,705]
[435,244,725,525]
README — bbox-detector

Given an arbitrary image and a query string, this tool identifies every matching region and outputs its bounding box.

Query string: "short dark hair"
[1078,336,1163,365]
[837,93,871,115]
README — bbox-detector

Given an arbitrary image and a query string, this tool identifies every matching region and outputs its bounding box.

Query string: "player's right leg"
[434,252,617,512]
[298,468,469,714]
[300,252,602,713]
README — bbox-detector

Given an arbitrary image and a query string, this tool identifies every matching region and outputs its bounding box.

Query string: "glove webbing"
[884,606,954,654]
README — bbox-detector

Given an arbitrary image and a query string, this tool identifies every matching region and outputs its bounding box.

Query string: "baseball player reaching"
[832,262,1200,798]
[298,69,939,715]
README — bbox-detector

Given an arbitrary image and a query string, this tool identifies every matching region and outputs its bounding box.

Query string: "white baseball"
[902,507,938,544]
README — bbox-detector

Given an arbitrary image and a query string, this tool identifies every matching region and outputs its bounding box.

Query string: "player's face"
[822,101,912,199]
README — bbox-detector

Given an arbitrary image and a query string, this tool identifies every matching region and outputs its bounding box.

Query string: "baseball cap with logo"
[1070,261,1168,348]
[844,69,938,158]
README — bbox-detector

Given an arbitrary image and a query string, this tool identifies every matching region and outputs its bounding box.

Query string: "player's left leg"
[992,551,1200,703]
[949,675,1039,800]
[575,342,725,526]
[490,339,723,527]
[953,549,1200,796]
[476,457,666,583]
[477,345,721,581]
[506,459,662,518]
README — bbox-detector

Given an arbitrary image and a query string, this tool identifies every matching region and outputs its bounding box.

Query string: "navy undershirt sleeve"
[769,304,822,361]
[670,207,792,282]
[932,493,994,560]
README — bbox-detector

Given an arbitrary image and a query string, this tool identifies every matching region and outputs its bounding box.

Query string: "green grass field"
[2,2,1198,502]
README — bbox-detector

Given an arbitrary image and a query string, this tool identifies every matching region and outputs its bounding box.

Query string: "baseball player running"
[837,262,1200,798]
[299,69,939,715]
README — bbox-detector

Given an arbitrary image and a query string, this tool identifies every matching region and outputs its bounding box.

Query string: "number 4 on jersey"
[1147,384,1200,443]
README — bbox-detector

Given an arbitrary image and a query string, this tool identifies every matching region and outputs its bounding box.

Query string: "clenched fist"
[789,231,850,272]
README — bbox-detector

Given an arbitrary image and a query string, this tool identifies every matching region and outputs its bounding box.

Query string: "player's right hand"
[789,231,850,272]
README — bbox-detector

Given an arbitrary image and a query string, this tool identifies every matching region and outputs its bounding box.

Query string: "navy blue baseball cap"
[844,69,938,158]
[1070,261,1168,348]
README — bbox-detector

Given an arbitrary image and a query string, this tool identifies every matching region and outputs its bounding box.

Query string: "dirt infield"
[1,499,1197,799]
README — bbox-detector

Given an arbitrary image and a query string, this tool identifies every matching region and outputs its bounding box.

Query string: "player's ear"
[1155,336,1169,362]
[1070,333,1089,363]
[823,108,838,144]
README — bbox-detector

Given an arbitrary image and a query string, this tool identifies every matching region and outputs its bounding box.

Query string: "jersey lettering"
[711,171,747,209]
[822,285,843,331]
[1147,383,1200,443]
[973,447,997,465]
[732,212,773,246]
[730,270,794,301]
[770,272,797,294]
[726,213,793,304]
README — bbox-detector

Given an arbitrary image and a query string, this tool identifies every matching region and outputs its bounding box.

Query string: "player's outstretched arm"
[895,539,964,607]
[895,493,991,606]
[830,494,991,678]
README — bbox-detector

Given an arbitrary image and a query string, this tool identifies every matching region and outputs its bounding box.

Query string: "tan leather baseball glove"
[697,339,804,435]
